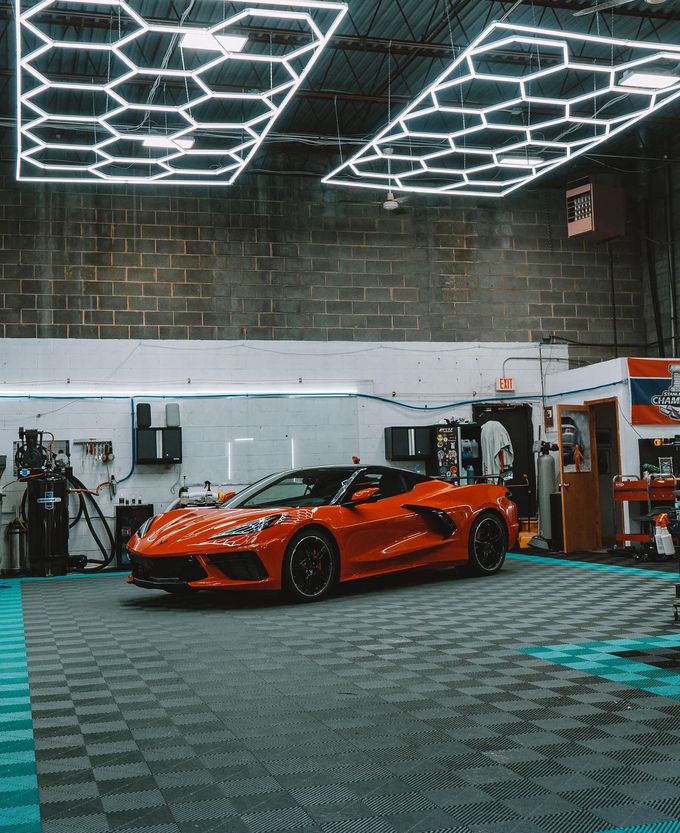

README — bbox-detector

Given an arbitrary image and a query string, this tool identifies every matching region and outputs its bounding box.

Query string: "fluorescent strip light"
[620,70,680,90]
[0,386,360,398]
[142,137,195,149]
[17,0,348,185]
[180,31,248,52]
[499,155,544,167]
[323,21,680,198]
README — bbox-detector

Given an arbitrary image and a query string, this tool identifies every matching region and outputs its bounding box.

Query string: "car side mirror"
[216,490,236,504]
[344,486,380,507]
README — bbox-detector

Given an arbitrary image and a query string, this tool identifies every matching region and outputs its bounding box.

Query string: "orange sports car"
[127,465,518,602]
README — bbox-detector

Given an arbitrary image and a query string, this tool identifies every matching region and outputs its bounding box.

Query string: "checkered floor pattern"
[620,648,680,671]
[11,556,680,833]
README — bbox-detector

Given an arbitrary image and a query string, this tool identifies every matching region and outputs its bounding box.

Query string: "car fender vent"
[402,504,456,538]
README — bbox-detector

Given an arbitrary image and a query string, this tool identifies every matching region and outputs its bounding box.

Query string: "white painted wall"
[544,357,680,476]
[543,357,680,536]
[0,339,568,559]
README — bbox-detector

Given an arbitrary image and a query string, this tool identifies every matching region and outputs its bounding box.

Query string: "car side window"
[238,471,351,508]
[378,470,408,498]
[355,470,408,499]
[240,477,309,508]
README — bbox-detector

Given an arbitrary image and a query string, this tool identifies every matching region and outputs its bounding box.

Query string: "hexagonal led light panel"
[323,21,680,198]
[17,0,347,184]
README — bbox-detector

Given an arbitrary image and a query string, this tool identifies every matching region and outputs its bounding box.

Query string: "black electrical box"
[136,427,182,464]
[115,503,154,568]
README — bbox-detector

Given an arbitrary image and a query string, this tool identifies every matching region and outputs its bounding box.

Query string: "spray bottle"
[654,513,675,557]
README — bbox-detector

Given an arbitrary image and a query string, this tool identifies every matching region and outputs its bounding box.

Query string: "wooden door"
[558,404,601,553]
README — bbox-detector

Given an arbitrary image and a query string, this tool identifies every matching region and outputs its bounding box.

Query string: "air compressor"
[15,427,70,575]
[8,427,116,575]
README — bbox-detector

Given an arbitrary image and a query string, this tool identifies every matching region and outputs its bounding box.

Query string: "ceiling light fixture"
[180,31,248,52]
[142,137,195,149]
[382,191,400,210]
[498,155,544,167]
[17,0,347,185]
[323,21,680,198]
[619,70,680,90]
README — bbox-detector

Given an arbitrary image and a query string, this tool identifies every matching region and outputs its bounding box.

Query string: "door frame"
[585,397,622,469]
[556,396,622,552]
[471,402,536,518]
[585,396,622,547]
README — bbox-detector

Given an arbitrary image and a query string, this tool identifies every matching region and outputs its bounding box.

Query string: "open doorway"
[590,398,621,548]
[471,403,535,521]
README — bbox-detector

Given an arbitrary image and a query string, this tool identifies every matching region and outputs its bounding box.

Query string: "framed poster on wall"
[628,358,680,425]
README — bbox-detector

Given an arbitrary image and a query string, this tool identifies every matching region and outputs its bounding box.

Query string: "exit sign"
[496,377,515,392]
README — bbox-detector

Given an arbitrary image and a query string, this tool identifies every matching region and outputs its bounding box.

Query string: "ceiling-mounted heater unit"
[566,182,626,241]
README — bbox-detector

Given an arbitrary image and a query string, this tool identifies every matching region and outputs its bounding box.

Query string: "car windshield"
[223,468,358,510]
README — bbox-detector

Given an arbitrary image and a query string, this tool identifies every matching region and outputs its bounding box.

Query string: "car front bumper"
[128,550,279,591]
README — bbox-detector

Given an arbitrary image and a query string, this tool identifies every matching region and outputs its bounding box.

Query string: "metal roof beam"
[515,0,680,21]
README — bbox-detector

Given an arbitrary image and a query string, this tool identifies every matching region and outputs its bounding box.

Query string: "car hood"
[136,506,305,548]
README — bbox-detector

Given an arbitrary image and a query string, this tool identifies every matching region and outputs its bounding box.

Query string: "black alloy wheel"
[284,529,338,601]
[467,512,507,575]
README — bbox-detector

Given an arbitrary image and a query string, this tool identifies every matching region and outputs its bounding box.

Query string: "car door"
[339,469,428,578]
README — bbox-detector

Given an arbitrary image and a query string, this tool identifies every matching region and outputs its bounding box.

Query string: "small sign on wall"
[496,377,515,392]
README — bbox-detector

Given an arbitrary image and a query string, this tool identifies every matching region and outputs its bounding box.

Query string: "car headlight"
[136,516,156,538]
[208,513,287,540]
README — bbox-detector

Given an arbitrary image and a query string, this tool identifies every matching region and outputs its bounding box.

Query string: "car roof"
[284,464,425,475]
[275,465,434,485]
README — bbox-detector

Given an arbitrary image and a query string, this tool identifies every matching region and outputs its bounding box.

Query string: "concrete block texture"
[0,159,647,361]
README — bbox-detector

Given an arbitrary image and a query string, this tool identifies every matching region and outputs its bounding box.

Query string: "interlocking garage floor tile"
[1,556,679,833]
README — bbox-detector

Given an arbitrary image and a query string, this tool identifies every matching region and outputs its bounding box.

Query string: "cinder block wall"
[0,160,646,360]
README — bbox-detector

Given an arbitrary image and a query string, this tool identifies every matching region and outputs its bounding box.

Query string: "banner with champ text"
[628,358,680,425]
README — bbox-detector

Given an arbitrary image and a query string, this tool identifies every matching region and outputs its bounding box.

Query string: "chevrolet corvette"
[128,465,518,601]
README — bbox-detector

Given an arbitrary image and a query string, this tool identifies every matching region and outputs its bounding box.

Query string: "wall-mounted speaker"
[165,403,180,428]
[136,402,151,429]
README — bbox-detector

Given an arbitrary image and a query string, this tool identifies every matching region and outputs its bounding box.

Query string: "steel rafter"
[517,0,680,21]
